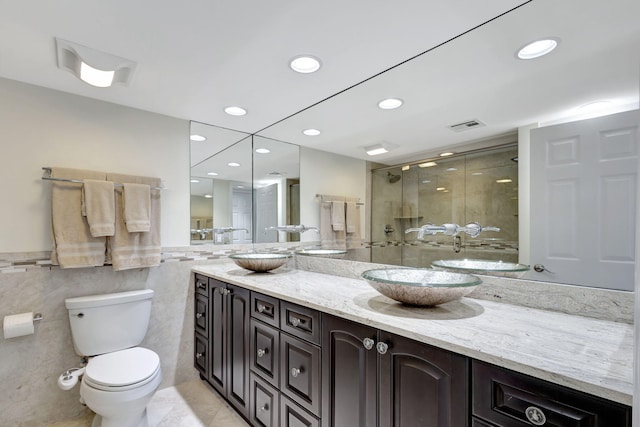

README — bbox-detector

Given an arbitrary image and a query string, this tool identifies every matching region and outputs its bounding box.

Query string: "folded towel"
[50,167,108,268]
[345,202,357,234]
[82,179,115,237]
[346,204,362,249]
[331,201,345,231]
[123,183,151,232]
[320,202,345,249]
[107,173,161,271]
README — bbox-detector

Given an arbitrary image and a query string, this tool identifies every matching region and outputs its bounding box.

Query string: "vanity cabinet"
[472,360,631,426]
[193,274,250,419]
[322,314,468,427]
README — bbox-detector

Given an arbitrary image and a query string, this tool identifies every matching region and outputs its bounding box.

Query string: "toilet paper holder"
[33,313,43,322]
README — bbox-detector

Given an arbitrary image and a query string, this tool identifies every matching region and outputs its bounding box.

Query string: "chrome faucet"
[212,227,248,234]
[265,224,319,234]
[405,222,500,239]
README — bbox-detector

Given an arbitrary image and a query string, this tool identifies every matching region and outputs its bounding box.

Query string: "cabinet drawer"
[250,318,280,387]
[280,333,321,417]
[250,372,280,427]
[472,417,495,427]
[281,394,320,427]
[194,274,208,296]
[281,301,321,345]
[194,333,208,377]
[194,293,208,338]
[252,292,280,328]
[472,360,631,427]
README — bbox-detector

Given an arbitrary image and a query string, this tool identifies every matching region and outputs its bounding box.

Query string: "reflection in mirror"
[190,122,253,245]
[253,136,300,244]
[254,0,639,289]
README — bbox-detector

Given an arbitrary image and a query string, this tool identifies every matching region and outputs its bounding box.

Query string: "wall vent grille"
[448,119,486,132]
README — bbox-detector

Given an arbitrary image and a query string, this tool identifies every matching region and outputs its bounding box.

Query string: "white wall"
[0,78,190,252]
[299,146,367,242]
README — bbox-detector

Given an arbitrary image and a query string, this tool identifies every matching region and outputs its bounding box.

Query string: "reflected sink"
[432,259,530,274]
[361,268,481,306]
[229,253,290,272]
[295,249,347,258]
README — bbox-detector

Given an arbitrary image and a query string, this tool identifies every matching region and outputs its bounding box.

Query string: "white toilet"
[64,289,162,427]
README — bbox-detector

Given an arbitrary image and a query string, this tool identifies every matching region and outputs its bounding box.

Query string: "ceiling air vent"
[448,119,486,132]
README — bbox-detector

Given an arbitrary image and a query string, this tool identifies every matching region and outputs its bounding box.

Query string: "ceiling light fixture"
[496,178,513,183]
[439,152,454,157]
[56,38,136,88]
[207,172,218,176]
[516,38,559,60]
[402,165,410,171]
[224,106,247,116]
[290,55,322,74]
[255,148,270,154]
[228,162,241,167]
[378,98,403,110]
[190,179,200,183]
[190,134,206,141]
[418,161,437,168]
[303,129,321,136]
[204,194,213,198]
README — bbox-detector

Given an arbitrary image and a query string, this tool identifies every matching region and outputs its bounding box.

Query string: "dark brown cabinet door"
[322,315,377,427]
[378,332,469,427]
[208,279,226,396]
[226,284,250,418]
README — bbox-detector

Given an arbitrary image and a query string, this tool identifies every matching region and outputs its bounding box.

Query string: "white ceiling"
[0,0,638,165]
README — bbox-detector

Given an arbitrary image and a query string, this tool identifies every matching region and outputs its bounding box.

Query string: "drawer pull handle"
[363,337,375,350]
[376,342,388,355]
[195,352,203,359]
[197,282,206,289]
[291,367,302,378]
[257,303,266,313]
[290,316,301,327]
[257,348,266,358]
[195,312,203,319]
[259,404,269,412]
[525,406,547,426]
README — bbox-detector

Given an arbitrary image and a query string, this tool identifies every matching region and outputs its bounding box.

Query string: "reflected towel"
[346,204,362,249]
[345,202,357,233]
[123,183,151,232]
[82,179,115,237]
[320,202,345,249]
[331,201,345,231]
[107,173,161,271]
[50,167,107,268]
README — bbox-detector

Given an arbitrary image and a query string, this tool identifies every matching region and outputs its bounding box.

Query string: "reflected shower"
[387,172,401,183]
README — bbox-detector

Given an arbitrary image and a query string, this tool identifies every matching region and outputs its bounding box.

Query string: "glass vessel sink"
[229,253,290,272]
[432,259,530,274]
[361,268,481,306]
[295,249,347,258]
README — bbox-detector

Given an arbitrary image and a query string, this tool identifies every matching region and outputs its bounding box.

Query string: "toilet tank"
[65,289,154,356]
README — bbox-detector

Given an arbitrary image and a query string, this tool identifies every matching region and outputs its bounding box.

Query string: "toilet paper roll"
[3,312,35,339]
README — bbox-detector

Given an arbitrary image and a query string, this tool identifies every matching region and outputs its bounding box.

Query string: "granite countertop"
[192,263,633,406]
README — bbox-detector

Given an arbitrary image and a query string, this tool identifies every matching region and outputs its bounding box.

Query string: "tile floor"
[45,380,250,427]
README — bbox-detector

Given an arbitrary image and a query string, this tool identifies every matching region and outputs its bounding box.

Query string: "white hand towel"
[123,183,151,232]
[345,202,357,234]
[346,204,362,249]
[82,179,115,237]
[331,201,345,231]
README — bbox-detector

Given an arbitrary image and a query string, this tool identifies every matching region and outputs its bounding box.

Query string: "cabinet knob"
[290,316,301,327]
[525,406,547,426]
[376,342,389,355]
[257,303,266,313]
[257,348,266,358]
[195,312,203,319]
[363,337,375,350]
[197,282,206,289]
[259,404,269,412]
[291,367,302,378]
[195,352,203,359]
[219,288,231,296]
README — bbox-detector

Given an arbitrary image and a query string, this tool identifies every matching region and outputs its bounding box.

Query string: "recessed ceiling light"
[437,187,446,191]
[228,162,240,167]
[402,165,410,171]
[439,152,454,157]
[378,98,403,110]
[204,194,213,198]
[418,161,437,168]
[471,172,483,176]
[446,168,458,172]
[303,129,321,136]
[421,180,431,183]
[207,172,218,176]
[290,55,322,73]
[190,179,200,183]
[80,63,114,88]
[224,106,247,116]
[366,147,388,156]
[190,134,206,141]
[255,148,270,154]
[516,38,559,60]
[496,179,513,183]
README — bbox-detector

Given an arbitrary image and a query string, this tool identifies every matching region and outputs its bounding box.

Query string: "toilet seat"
[84,347,160,392]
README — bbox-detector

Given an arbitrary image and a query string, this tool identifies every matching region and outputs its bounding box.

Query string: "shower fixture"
[387,172,401,183]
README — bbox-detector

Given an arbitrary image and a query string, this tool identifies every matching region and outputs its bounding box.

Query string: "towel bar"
[41,167,164,190]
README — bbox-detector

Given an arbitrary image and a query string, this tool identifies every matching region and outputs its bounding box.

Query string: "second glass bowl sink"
[361,268,481,306]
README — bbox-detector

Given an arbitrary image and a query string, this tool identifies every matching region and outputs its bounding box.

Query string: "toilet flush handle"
[58,367,85,391]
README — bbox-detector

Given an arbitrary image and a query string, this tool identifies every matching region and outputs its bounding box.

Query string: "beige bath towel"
[331,201,345,231]
[123,183,151,232]
[107,173,161,271]
[82,179,115,237]
[320,202,345,249]
[346,203,362,249]
[50,167,108,268]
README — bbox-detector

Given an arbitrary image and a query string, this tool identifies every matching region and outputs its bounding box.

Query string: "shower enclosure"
[370,144,519,267]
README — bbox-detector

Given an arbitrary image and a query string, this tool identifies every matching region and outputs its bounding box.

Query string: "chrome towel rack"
[41,167,164,190]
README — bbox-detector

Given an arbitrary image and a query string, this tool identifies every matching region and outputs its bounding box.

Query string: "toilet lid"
[85,347,160,388]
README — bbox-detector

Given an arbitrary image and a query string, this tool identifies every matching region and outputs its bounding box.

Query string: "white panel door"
[232,189,253,244]
[253,184,278,243]
[530,109,638,290]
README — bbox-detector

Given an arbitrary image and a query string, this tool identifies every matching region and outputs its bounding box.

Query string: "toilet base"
[91,409,148,427]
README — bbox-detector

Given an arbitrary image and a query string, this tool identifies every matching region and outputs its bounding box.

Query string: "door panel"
[208,279,226,395]
[227,284,250,417]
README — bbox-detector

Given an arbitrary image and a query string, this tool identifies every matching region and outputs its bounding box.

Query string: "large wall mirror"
[255,0,639,290]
